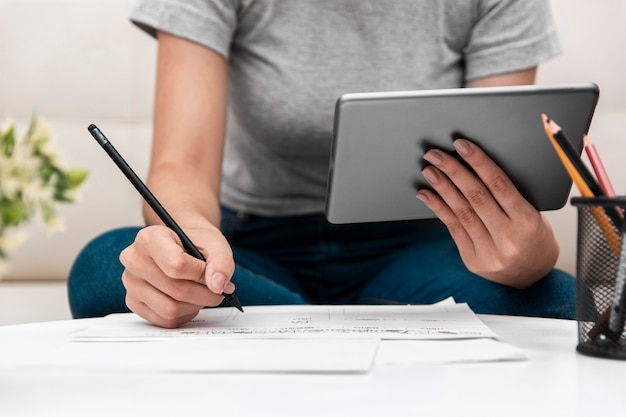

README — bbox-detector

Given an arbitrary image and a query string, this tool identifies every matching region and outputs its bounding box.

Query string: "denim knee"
[527,268,577,319]
[67,227,141,318]
[469,268,577,319]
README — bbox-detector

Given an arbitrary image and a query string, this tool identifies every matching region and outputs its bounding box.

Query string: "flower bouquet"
[0,116,88,273]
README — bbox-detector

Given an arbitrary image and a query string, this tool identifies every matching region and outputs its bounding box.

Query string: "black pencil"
[546,118,604,196]
[88,124,243,313]
[545,117,623,230]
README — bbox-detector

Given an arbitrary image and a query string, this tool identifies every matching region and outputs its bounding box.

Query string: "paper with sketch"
[73,302,498,341]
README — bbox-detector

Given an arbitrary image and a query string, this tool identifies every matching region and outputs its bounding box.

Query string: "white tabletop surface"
[1,314,624,417]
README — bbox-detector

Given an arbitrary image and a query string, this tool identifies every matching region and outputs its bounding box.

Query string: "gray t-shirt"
[130,0,561,217]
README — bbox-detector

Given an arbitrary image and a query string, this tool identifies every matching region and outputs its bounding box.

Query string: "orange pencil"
[541,114,592,197]
[543,115,604,196]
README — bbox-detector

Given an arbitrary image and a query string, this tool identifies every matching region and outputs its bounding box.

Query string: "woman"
[68,0,575,328]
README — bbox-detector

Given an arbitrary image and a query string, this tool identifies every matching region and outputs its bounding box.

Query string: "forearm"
[143,164,222,229]
[142,31,228,231]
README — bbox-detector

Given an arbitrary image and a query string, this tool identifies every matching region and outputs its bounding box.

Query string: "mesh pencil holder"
[571,196,626,359]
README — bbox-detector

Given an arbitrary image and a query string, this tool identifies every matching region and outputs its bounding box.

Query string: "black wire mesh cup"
[571,196,626,359]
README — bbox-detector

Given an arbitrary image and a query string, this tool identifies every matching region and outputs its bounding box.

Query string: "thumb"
[200,236,236,294]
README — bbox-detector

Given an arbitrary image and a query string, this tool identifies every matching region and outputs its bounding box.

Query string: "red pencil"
[584,134,617,197]
[583,134,623,218]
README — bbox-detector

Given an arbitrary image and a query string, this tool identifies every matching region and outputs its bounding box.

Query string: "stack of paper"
[25,300,526,373]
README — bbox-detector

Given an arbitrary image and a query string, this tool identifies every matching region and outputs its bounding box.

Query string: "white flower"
[0,116,88,265]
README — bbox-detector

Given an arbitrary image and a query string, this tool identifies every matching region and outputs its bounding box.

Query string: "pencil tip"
[224,293,244,312]
[544,114,560,131]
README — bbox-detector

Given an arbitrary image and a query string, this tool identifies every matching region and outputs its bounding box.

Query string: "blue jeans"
[68,207,577,319]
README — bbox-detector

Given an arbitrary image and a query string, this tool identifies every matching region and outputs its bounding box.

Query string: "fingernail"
[423,150,445,166]
[223,281,235,294]
[416,191,431,204]
[210,272,227,293]
[422,167,440,184]
[454,139,471,156]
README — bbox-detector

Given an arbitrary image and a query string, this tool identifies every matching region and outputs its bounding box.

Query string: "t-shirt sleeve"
[464,0,562,80]
[128,0,238,59]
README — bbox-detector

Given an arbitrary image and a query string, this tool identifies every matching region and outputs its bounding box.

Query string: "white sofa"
[1,0,625,280]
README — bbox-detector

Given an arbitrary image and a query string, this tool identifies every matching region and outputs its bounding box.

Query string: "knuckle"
[489,175,508,194]
[445,219,464,237]
[135,227,154,245]
[159,300,186,323]
[124,294,139,310]
[467,188,489,207]
[160,253,188,278]
[120,272,131,287]
[119,246,136,268]
[456,206,478,225]
[498,242,521,262]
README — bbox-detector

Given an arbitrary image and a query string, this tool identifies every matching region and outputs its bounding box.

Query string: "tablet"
[325,83,599,224]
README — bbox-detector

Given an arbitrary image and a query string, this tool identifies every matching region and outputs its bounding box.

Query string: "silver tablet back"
[325,83,599,224]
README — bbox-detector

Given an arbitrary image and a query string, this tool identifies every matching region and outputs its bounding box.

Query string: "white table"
[0,314,624,417]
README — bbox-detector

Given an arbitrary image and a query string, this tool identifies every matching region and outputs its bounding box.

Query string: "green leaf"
[61,169,89,190]
[53,169,89,202]
[0,124,15,156]
[0,199,30,227]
